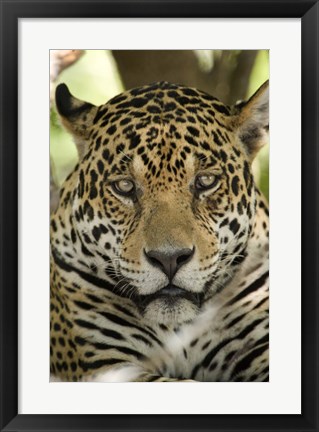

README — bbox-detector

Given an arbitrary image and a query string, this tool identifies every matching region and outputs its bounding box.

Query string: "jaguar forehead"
[131,144,196,175]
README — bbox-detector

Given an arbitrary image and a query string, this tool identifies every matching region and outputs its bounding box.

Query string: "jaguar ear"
[232,80,269,161]
[55,84,98,159]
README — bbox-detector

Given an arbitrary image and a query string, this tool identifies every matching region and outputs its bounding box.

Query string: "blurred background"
[50,49,269,207]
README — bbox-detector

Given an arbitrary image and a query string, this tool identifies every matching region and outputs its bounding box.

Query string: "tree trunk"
[112,50,258,105]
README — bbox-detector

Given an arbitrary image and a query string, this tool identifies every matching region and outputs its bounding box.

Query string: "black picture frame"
[1,1,318,431]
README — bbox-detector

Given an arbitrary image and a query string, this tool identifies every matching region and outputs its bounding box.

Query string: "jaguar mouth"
[137,284,203,309]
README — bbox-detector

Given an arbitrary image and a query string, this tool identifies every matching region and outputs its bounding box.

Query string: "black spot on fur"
[187,126,200,137]
[231,176,240,196]
[229,219,240,235]
[129,133,141,150]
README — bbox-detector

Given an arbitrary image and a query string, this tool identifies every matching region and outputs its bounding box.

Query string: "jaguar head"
[52,81,269,324]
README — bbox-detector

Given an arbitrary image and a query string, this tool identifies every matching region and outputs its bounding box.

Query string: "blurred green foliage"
[249,50,269,200]
[50,50,123,183]
[50,50,269,199]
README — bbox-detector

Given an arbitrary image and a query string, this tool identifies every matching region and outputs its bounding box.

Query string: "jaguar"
[50,80,269,382]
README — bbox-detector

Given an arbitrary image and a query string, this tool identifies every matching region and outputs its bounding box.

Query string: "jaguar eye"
[112,179,135,196]
[195,174,219,191]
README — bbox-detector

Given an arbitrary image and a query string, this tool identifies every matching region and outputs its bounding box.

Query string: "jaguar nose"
[144,247,195,281]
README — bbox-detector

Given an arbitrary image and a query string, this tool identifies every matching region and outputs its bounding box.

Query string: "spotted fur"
[50,81,269,382]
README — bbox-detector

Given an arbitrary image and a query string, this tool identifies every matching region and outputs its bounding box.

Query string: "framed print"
[0,0,318,431]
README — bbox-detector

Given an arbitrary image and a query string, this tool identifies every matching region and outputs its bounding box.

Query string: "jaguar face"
[52,81,269,324]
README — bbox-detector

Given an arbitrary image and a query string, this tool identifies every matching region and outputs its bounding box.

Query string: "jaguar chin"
[137,284,204,325]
